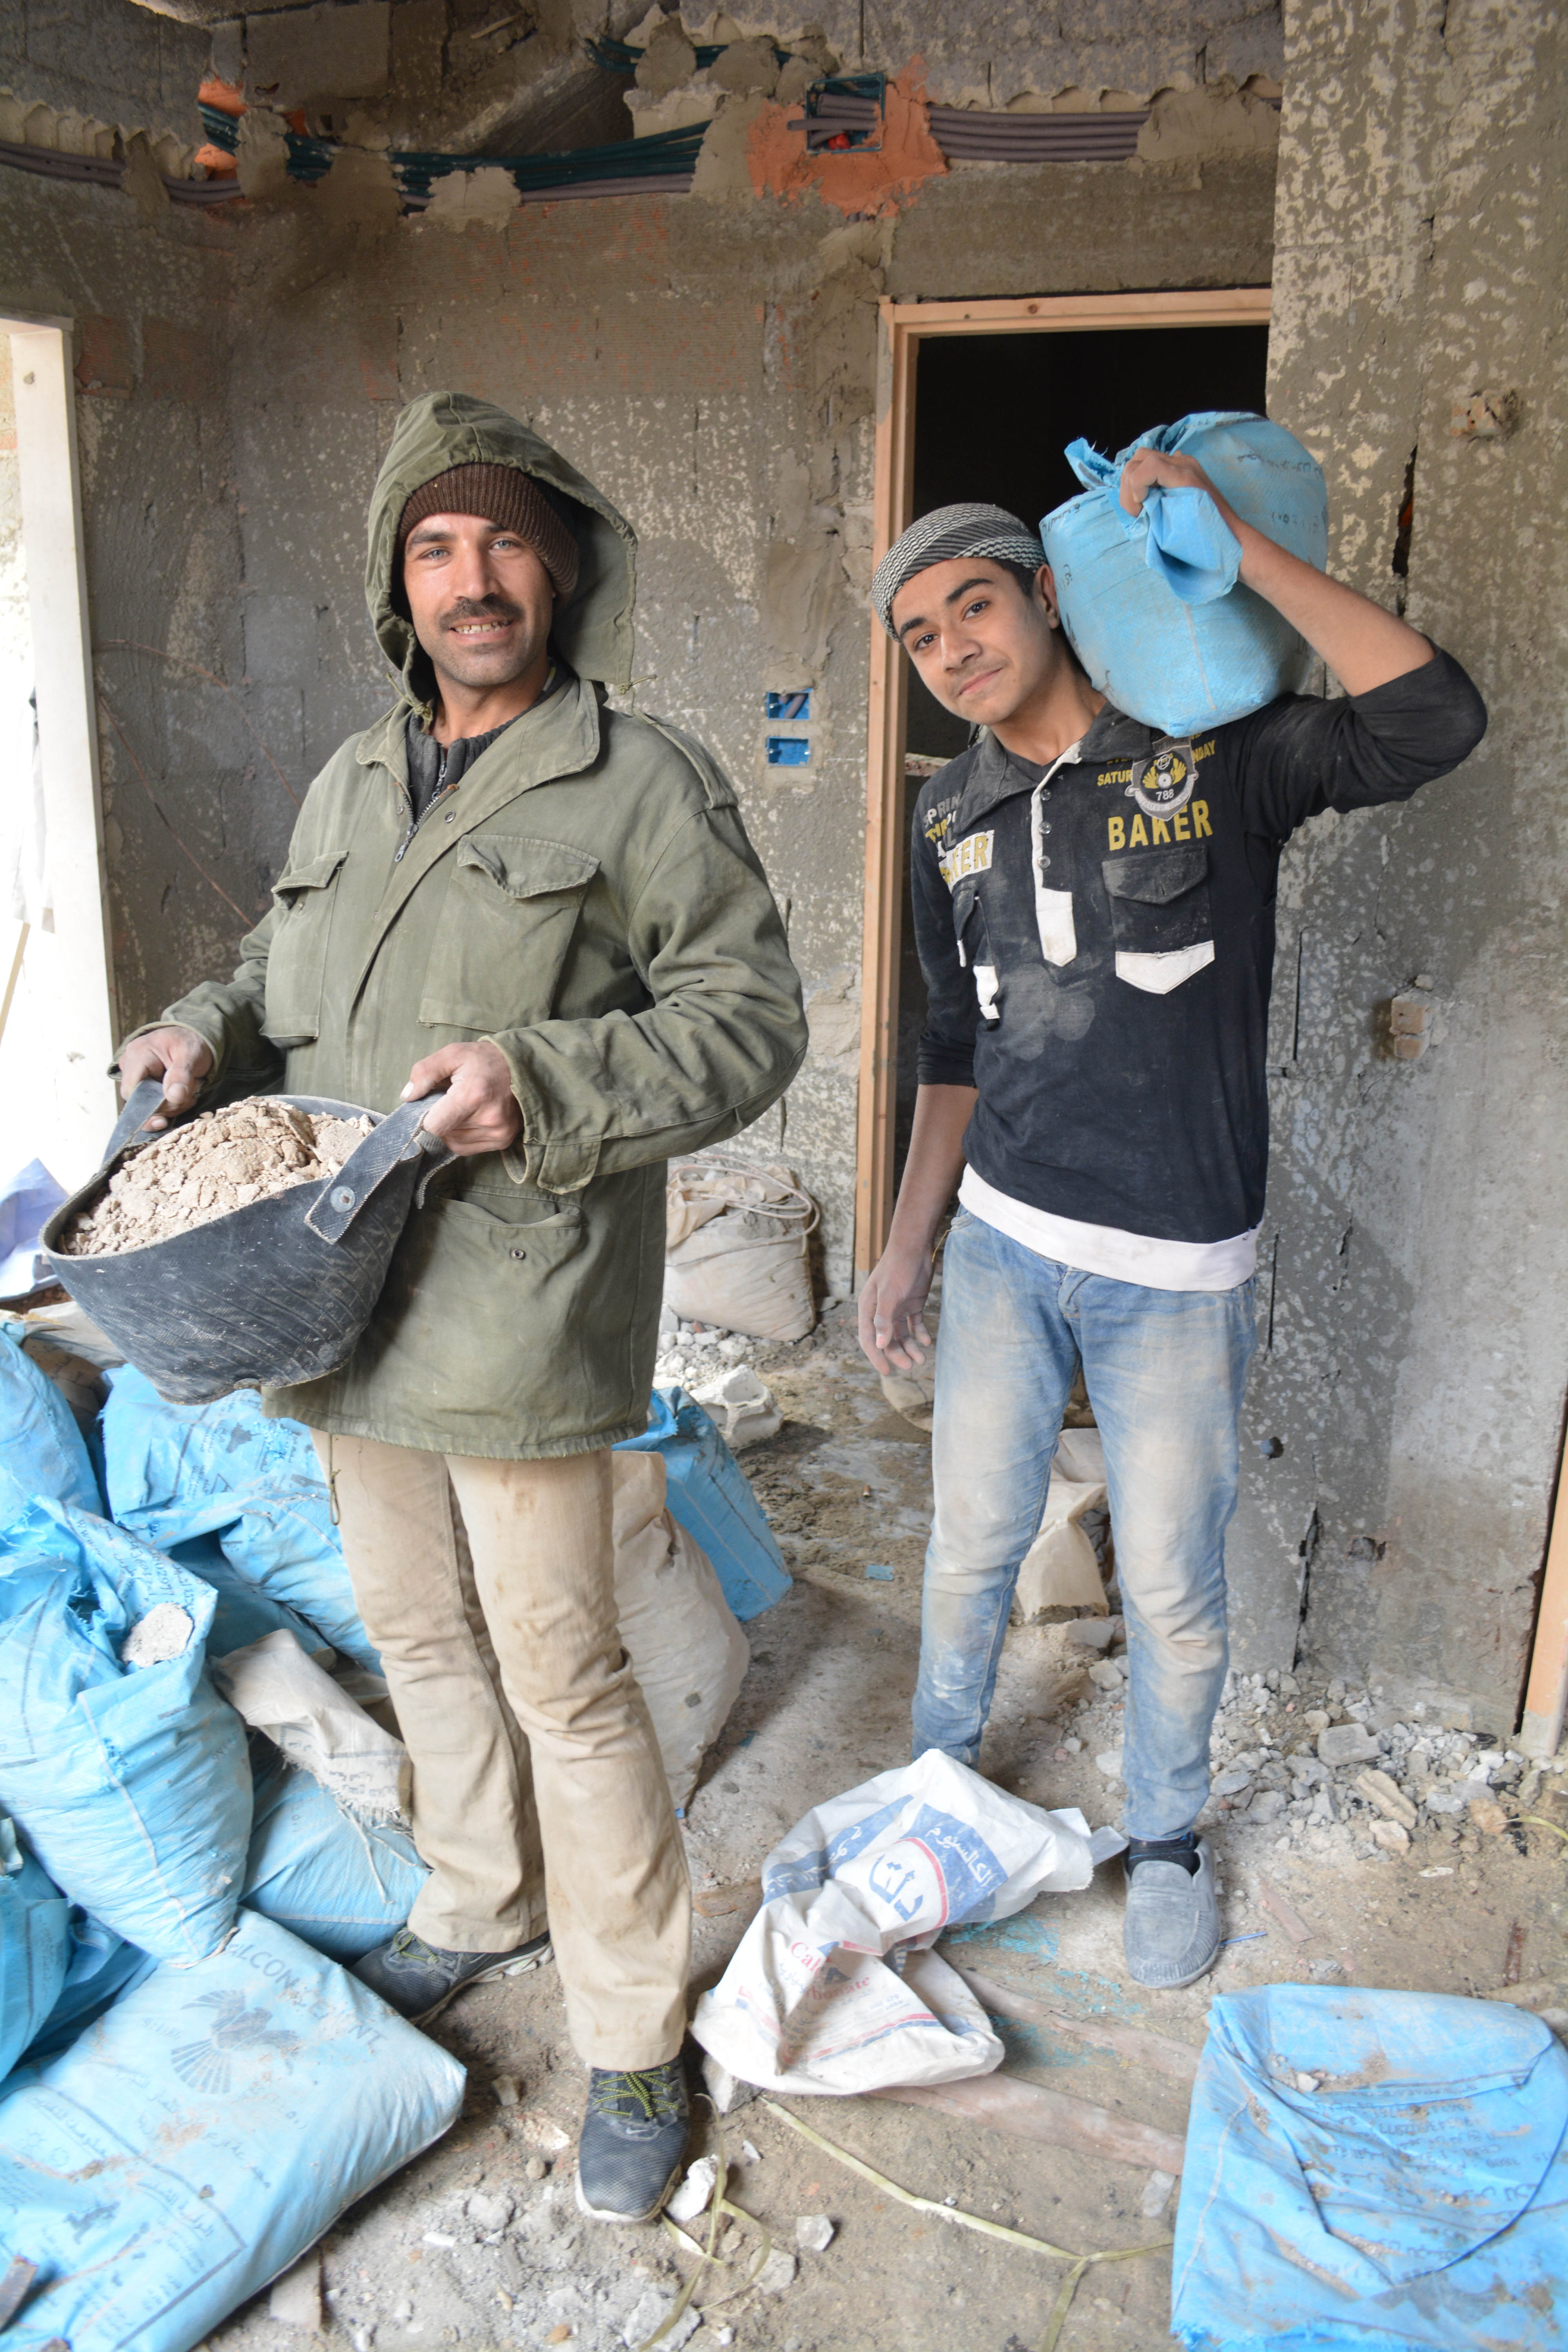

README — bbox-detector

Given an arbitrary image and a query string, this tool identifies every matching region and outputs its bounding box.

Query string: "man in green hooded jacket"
[118,392,807,2223]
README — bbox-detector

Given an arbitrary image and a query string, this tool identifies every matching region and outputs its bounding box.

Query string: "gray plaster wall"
[0,0,207,154]
[1228,0,1567,1730]
[0,161,254,1032]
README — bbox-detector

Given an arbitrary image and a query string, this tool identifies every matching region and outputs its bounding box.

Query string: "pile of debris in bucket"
[59,1100,374,1254]
[0,1305,788,2352]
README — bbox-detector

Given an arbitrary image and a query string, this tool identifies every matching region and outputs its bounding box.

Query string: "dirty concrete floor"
[205,1307,1568,2352]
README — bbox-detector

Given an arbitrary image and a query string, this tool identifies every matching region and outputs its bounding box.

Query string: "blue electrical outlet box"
[765,690,811,721]
[766,737,811,767]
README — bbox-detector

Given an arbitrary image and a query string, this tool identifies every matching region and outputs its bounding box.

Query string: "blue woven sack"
[616,1388,790,1622]
[101,1367,378,1670]
[0,1815,69,2080]
[0,1501,252,1963]
[241,1760,427,1962]
[0,1327,100,1530]
[0,1911,465,2352]
[1041,410,1329,735]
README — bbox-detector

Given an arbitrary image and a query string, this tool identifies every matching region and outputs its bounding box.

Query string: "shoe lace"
[589,2065,683,2125]
[390,1929,443,1965]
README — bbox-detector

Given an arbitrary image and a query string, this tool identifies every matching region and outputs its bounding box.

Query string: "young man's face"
[402,512,554,691]
[890,557,1065,729]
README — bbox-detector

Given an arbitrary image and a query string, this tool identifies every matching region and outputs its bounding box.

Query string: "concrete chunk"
[1317,1722,1380,1766]
[1355,1769,1417,1830]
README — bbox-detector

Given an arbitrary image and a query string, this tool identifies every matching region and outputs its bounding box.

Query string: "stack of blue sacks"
[0,1325,787,2352]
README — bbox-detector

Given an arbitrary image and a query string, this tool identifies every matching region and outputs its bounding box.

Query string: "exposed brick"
[75,314,134,398]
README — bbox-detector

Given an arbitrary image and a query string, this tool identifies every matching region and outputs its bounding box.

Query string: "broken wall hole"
[1391,447,1416,578]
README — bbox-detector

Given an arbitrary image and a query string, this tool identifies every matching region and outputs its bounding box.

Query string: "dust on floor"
[204,1305,1568,2352]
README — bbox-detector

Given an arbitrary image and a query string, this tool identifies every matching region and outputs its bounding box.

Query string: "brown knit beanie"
[396,463,581,601]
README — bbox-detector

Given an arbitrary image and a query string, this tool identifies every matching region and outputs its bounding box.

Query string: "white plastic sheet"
[692,1750,1116,2096]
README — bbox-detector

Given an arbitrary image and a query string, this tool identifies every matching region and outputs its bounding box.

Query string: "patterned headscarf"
[872,502,1046,635]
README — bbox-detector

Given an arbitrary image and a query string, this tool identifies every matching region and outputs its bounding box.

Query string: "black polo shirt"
[911,649,1487,1245]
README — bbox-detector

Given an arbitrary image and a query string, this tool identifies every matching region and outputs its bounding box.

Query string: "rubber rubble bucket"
[41,1084,452,1403]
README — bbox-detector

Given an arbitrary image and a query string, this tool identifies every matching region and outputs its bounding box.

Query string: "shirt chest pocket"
[263,848,349,1045]
[1101,843,1214,995]
[419,832,600,1033]
[951,877,1001,1026]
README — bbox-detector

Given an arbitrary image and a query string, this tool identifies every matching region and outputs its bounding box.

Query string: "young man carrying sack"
[118,391,807,2221]
[858,455,1486,1992]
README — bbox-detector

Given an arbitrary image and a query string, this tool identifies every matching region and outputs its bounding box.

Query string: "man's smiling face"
[890,556,1062,729]
[401,510,554,692]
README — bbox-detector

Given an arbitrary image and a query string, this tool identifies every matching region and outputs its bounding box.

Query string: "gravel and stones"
[62,1099,372,1255]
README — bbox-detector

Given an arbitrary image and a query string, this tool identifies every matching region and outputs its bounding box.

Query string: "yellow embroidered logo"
[939,829,995,890]
[1107,800,1212,851]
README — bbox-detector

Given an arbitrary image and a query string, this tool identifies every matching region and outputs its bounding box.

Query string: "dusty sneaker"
[1122,1835,1219,1990]
[575,2059,690,2224]
[351,1927,553,2025]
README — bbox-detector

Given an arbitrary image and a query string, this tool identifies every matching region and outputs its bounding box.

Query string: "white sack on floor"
[212,1630,410,1826]
[1013,1425,1110,1621]
[613,1452,749,1809]
[663,1157,818,1341]
[691,1750,1118,2096]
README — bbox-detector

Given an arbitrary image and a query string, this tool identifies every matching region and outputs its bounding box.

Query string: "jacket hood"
[366,392,638,710]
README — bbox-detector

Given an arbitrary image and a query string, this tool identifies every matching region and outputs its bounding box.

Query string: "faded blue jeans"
[912,1210,1258,1842]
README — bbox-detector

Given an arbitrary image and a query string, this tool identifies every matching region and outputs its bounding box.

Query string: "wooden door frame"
[853,286,1274,1282]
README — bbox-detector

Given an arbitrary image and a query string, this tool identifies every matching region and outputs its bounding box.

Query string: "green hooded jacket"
[153,392,808,1457]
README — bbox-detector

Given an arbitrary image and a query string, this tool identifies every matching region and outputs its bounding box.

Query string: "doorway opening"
[0,314,118,1234]
[855,290,1274,1279]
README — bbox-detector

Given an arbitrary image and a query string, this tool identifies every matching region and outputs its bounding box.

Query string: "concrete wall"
[0,158,248,1033]
[0,0,206,169]
[1229,0,1568,1728]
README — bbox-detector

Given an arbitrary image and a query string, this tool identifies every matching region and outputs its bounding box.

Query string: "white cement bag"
[212,1631,410,1826]
[664,1157,818,1341]
[613,1453,749,1810]
[1014,1426,1111,1622]
[691,1749,1114,2095]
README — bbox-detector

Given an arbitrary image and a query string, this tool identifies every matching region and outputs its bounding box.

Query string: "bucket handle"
[304,1098,454,1245]
[101,1078,175,1167]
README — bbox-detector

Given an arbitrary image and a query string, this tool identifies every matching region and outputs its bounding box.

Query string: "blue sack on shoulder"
[1042,410,1329,735]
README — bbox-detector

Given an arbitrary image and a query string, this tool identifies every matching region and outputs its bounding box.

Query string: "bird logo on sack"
[1126,739,1197,820]
[170,1989,301,2094]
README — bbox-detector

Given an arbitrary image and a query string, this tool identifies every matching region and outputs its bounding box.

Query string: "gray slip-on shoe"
[1122,1837,1220,1990]
[351,1926,554,2025]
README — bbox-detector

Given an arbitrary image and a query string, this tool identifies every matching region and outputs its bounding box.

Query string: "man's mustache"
[440,596,523,631]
